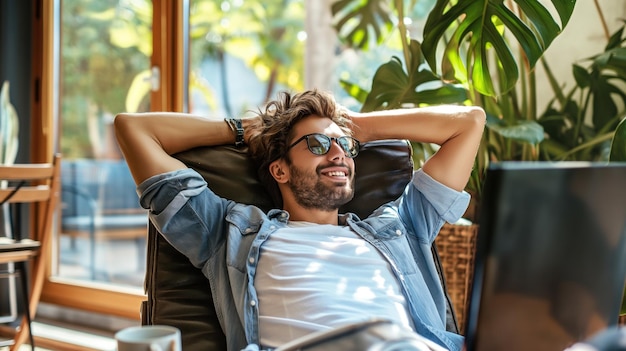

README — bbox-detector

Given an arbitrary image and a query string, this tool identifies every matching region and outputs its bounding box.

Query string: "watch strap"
[226,118,245,147]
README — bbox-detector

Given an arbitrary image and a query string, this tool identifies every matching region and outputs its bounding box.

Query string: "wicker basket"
[435,223,479,334]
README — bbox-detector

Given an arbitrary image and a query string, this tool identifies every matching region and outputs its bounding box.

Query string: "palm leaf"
[422,0,576,97]
[360,40,467,112]
[339,80,370,104]
[331,0,394,50]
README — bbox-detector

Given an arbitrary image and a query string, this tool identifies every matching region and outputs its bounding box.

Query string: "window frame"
[37,0,184,320]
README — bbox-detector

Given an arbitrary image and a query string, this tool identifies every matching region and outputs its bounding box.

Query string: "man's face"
[282,116,356,211]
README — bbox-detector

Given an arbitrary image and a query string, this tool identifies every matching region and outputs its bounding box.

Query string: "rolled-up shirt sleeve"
[139,169,207,215]
[413,169,470,223]
[399,168,471,243]
[137,168,232,267]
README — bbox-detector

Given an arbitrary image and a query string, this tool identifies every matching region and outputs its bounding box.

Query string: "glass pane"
[188,0,305,117]
[187,0,410,115]
[55,0,152,291]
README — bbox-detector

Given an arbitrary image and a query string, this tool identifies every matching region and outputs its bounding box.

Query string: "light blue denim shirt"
[138,167,470,351]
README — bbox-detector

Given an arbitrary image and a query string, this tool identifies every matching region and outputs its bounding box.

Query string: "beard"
[287,163,355,211]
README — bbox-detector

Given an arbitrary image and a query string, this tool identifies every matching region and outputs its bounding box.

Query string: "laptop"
[464,162,626,351]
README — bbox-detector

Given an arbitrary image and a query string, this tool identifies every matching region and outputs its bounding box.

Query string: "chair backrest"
[142,142,457,351]
[0,155,61,240]
[0,154,61,349]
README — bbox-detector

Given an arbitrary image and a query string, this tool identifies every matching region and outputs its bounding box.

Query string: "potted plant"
[331,0,576,208]
[330,0,626,329]
[331,0,626,207]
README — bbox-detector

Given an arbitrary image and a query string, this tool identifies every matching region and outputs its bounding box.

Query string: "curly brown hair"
[247,89,352,205]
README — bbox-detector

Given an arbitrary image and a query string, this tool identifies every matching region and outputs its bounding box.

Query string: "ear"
[269,159,289,184]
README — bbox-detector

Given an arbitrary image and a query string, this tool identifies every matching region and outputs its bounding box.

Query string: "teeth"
[327,171,346,177]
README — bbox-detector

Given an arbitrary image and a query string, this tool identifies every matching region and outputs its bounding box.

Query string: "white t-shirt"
[255,221,414,347]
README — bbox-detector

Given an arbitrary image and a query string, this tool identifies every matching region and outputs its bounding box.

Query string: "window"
[41,0,310,319]
[39,0,401,319]
[42,0,154,318]
[187,0,305,117]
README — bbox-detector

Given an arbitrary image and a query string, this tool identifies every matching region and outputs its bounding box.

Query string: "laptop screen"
[464,162,626,351]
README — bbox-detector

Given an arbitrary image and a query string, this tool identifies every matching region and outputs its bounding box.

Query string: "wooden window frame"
[35,0,184,320]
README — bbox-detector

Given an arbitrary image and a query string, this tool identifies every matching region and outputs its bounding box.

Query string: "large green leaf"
[359,40,467,112]
[588,46,626,129]
[331,0,394,50]
[422,0,576,97]
[610,117,626,162]
[486,113,544,145]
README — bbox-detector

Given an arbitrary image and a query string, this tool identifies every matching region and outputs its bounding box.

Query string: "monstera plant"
[332,0,575,100]
[332,0,577,202]
[332,0,626,318]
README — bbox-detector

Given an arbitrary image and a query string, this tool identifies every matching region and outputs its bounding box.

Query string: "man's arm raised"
[348,105,486,192]
[114,112,245,185]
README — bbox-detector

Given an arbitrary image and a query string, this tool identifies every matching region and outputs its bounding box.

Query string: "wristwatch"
[226,118,245,147]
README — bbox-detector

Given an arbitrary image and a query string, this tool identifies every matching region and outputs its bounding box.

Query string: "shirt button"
[249,257,255,264]
[395,229,402,236]
[250,300,256,307]
[244,228,252,233]
[269,226,276,230]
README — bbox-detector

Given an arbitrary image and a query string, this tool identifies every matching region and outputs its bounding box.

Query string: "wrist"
[225,118,245,147]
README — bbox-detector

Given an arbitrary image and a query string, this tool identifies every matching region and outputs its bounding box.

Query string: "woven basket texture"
[435,223,479,334]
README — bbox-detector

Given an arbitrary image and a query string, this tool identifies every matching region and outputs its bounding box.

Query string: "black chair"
[140,141,459,351]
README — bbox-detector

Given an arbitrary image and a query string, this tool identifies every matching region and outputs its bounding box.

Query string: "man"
[115,90,485,351]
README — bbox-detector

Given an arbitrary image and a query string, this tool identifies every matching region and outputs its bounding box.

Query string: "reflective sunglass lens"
[297,133,359,158]
[338,136,359,157]
[308,134,330,155]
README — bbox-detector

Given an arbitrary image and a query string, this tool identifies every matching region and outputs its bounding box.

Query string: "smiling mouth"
[320,170,350,183]
[324,171,347,177]
[318,163,352,181]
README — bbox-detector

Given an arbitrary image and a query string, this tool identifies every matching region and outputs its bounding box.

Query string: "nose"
[326,138,346,161]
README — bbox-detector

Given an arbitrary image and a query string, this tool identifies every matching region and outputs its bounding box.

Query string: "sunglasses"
[287,133,360,158]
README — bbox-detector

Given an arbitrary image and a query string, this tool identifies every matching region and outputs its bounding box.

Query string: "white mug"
[115,325,182,351]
